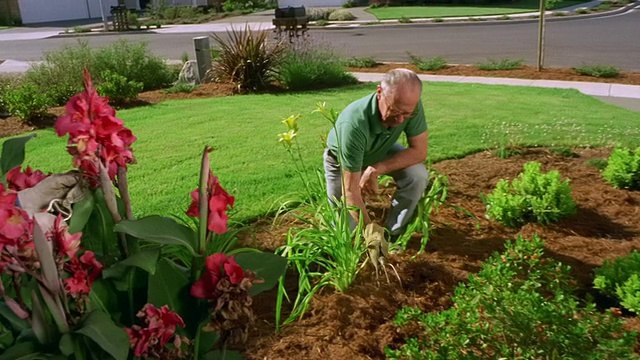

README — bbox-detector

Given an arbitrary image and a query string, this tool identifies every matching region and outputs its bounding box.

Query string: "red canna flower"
[48,215,82,258]
[63,250,103,296]
[125,304,189,358]
[55,69,136,182]
[185,172,235,234]
[190,253,245,300]
[6,166,48,191]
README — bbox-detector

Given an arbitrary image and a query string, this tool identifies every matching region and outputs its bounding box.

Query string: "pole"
[98,0,109,31]
[536,0,546,71]
[193,36,212,83]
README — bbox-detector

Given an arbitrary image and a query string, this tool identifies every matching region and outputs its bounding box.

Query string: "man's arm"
[359,131,428,193]
[343,169,373,225]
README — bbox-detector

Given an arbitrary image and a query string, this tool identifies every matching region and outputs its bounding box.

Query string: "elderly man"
[324,68,429,241]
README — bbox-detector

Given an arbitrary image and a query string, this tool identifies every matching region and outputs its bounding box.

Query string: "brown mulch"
[239,147,640,359]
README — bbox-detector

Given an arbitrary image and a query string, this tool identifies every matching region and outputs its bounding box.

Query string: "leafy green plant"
[210,25,285,93]
[482,161,576,227]
[601,146,640,189]
[387,235,639,359]
[276,41,358,91]
[343,56,378,68]
[274,103,367,329]
[497,14,511,20]
[574,64,620,78]
[475,58,524,71]
[549,146,577,157]
[552,11,568,16]
[163,83,198,94]
[307,7,336,20]
[398,16,412,23]
[72,25,92,33]
[594,250,640,313]
[575,7,590,13]
[586,158,608,170]
[328,9,356,21]
[96,70,144,104]
[432,17,444,22]
[407,53,448,71]
[594,2,612,10]
[315,19,330,26]
[3,83,52,121]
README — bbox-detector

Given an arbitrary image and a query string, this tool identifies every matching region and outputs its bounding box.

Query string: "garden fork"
[364,223,402,287]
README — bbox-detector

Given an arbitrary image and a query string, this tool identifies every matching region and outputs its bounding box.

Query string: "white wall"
[18,0,118,24]
[277,0,346,7]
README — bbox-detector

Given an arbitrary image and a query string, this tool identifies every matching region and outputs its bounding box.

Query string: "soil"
[2,65,639,357]
[240,147,640,359]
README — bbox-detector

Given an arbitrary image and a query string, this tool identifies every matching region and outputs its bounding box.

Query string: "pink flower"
[63,250,103,296]
[185,172,235,234]
[55,69,136,182]
[0,184,32,252]
[48,215,82,258]
[6,166,48,191]
[125,304,187,358]
[190,253,245,299]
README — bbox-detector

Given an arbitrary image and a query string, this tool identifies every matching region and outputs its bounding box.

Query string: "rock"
[177,60,199,85]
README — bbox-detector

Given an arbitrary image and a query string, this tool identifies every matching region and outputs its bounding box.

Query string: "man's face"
[378,85,421,127]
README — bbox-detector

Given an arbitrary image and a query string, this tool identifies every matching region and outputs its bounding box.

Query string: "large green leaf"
[148,258,192,321]
[102,247,161,279]
[115,216,196,255]
[68,192,95,234]
[0,340,48,360]
[75,310,129,360]
[202,349,244,360]
[0,134,36,177]
[0,322,14,350]
[88,279,121,319]
[235,252,288,296]
[0,303,27,332]
[81,189,118,258]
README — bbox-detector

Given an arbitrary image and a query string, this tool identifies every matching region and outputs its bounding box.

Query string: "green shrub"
[432,17,444,22]
[210,26,285,93]
[275,41,358,91]
[594,250,640,313]
[594,2,612,10]
[23,39,174,106]
[552,11,568,16]
[4,83,52,121]
[315,19,330,26]
[585,158,608,170]
[388,235,639,359]
[163,83,198,94]
[475,58,524,70]
[407,53,448,71]
[601,146,640,189]
[497,15,511,20]
[549,146,577,157]
[575,7,590,14]
[327,9,355,21]
[307,7,335,20]
[482,161,576,227]
[574,64,620,78]
[398,16,412,23]
[96,70,144,104]
[343,56,378,68]
[72,26,92,33]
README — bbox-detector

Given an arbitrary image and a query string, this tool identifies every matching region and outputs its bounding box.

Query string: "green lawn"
[366,0,583,19]
[20,82,640,222]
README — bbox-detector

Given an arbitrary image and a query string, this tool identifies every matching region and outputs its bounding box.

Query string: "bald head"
[380,68,422,97]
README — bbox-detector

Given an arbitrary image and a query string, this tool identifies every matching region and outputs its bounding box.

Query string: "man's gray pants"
[323,143,429,236]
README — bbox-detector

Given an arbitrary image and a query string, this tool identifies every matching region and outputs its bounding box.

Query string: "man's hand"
[17,172,85,215]
[359,166,380,196]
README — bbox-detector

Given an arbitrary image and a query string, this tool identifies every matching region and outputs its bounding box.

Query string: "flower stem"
[98,161,128,258]
[116,166,134,220]
[197,146,212,256]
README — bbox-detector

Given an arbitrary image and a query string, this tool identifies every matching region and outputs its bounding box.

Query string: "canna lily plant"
[0,69,287,359]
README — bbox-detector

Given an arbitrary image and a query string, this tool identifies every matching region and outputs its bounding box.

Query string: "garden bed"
[239,147,640,359]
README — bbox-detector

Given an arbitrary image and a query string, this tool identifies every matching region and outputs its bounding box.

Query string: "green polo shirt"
[327,92,427,172]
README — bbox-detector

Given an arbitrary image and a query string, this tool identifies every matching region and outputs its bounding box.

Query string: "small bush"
[475,58,524,71]
[549,146,577,157]
[4,83,52,121]
[388,235,639,359]
[307,8,335,21]
[497,15,511,20]
[96,70,143,104]
[275,41,358,91]
[552,11,568,16]
[575,7,590,13]
[594,2,612,10]
[432,17,444,22]
[210,26,285,93]
[163,83,198,94]
[316,19,330,26]
[398,16,412,23]
[328,9,356,21]
[594,250,640,313]
[343,56,378,68]
[574,64,620,78]
[407,53,448,71]
[601,146,640,189]
[482,161,576,227]
[73,26,92,33]
[585,158,608,170]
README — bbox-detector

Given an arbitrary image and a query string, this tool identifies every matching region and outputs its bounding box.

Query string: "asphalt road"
[0,7,638,70]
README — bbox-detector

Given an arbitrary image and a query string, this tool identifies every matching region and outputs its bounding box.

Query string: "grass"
[366,0,582,19]
[19,83,640,223]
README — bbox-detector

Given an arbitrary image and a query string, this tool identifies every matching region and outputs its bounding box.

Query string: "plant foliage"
[407,53,448,71]
[96,70,144,104]
[601,146,640,190]
[574,65,620,78]
[594,250,640,313]
[210,26,285,93]
[387,235,639,359]
[475,58,524,71]
[482,161,576,227]
[3,83,52,121]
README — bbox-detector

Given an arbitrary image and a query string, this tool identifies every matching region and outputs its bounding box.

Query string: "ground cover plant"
[601,146,640,189]
[475,58,524,71]
[595,250,640,314]
[407,53,448,71]
[574,64,621,78]
[482,161,576,227]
